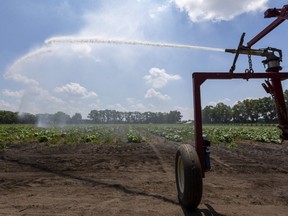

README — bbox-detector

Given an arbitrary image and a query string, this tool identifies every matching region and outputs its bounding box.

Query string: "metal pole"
[266,61,288,137]
[193,75,205,177]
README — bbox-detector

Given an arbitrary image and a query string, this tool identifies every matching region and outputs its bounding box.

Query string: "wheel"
[175,144,203,210]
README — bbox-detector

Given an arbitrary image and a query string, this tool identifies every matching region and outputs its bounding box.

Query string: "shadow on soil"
[1,156,178,206]
[182,204,225,216]
[2,155,225,215]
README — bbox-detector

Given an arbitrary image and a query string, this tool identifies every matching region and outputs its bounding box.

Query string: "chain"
[245,54,254,73]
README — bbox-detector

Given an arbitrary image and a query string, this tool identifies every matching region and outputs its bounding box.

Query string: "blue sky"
[1,0,288,120]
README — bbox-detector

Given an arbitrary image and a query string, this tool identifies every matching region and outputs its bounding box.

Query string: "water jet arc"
[45,37,225,52]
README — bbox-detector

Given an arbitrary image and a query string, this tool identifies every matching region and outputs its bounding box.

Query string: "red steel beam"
[247,5,288,48]
[193,72,288,83]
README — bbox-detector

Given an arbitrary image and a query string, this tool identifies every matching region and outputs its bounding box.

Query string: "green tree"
[232,100,259,123]
[17,112,36,124]
[232,101,246,123]
[71,113,82,124]
[88,110,100,123]
[202,105,214,123]
[167,110,182,123]
[242,99,259,123]
[202,103,231,123]
[53,111,71,125]
[0,110,18,124]
[214,103,232,123]
[257,97,276,123]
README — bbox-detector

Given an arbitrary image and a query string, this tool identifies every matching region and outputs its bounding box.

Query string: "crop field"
[0,123,288,215]
[145,124,282,144]
[0,123,283,147]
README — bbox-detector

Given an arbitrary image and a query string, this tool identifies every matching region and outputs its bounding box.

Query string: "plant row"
[0,124,283,151]
[141,124,282,144]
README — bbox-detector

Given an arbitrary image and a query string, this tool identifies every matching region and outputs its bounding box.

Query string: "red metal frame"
[193,4,288,177]
[193,72,288,177]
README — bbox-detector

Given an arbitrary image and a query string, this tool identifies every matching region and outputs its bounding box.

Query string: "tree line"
[2,89,288,125]
[202,90,288,124]
[87,110,182,124]
[0,110,182,125]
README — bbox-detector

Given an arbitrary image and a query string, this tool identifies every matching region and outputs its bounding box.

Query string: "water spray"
[45,37,225,52]
[8,47,52,70]
[4,47,52,85]
[4,48,52,85]
[7,36,225,79]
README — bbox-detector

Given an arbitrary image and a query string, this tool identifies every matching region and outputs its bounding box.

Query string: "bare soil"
[0,129,288,216]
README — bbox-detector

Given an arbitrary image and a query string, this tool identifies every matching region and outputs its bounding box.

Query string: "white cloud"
[4,72,39,86]
[107,103,127,111]
[2,89,24,98]
[87,100,102,111]
[144,88,171,100]
[208,97,232,106]
[0,100,14,110]
[171,0,268,22]
[173,105,193,120]
[18,86,65,114]
[125,98,147,110]
[54,82,97,98]
[126,97,135,104]
[149,3,169,18]
[79,1,148,38]
[144,67,181,88]
[132,103,147,110]
[71,44,92,55]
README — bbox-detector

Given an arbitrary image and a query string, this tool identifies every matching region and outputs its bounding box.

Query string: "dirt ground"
[0,129,288,216]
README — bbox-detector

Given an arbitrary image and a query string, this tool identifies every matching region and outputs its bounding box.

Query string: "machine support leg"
[271,78,287,125]
[267,65,288,138]
[193,76,205,177]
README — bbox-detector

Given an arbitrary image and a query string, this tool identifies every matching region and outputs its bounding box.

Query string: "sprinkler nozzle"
[225,49,237,54]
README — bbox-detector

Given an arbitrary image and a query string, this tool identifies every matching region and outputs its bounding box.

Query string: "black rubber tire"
[175,144,203,210]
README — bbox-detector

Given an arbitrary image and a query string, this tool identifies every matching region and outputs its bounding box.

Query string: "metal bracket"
[228,33,245,73]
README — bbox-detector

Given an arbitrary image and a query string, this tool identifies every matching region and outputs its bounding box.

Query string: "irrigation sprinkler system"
[175,4,288,210]
[6,3,288,212]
